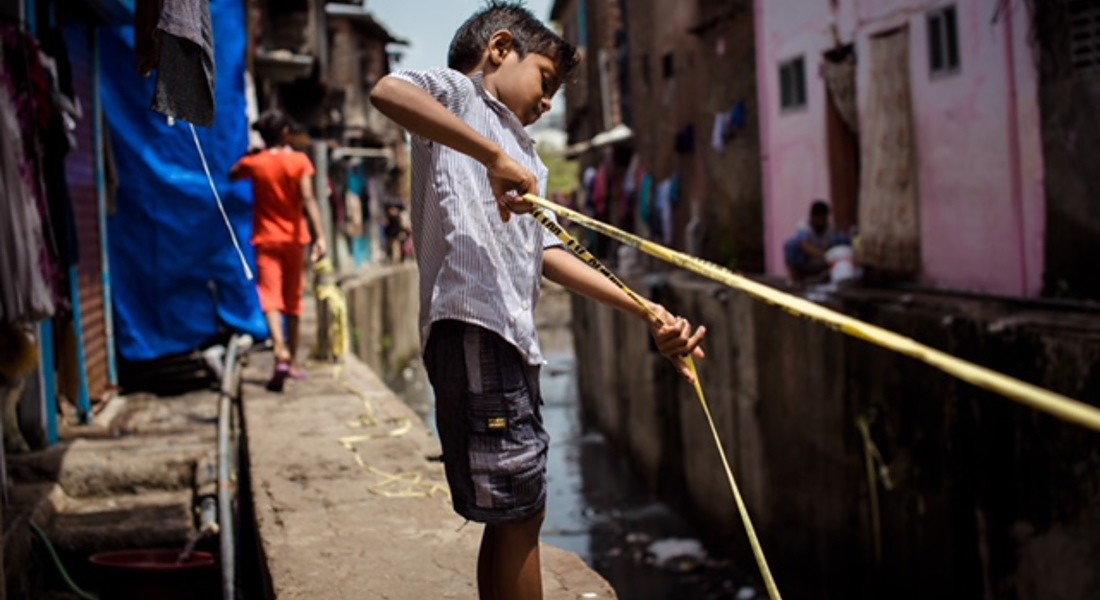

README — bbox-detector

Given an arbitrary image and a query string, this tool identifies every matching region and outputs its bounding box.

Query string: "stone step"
[8,434,214,498]
[4,482,199,598]
[45,485,194,553]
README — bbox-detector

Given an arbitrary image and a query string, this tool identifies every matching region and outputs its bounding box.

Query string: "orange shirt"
[235,148,315,246]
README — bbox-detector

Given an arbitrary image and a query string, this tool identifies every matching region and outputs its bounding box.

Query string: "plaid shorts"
[423,320,548,524]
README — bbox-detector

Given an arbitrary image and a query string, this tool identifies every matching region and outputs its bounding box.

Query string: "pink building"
[755,0,1044,297]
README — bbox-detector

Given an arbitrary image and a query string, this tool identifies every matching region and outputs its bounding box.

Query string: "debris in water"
[646,537,707,571]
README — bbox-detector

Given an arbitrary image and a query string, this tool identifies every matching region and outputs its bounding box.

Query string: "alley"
[2,0,1100,598]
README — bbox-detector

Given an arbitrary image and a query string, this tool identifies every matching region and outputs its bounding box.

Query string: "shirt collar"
[470,73,535,149]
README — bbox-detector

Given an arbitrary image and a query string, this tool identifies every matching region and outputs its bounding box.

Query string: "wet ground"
[389,288,761,600]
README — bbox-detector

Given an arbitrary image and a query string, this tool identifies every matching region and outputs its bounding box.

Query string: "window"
[662,52,675,79]
[928,6,960,76]
[779,56,807,111]
[1069,2,1100,72]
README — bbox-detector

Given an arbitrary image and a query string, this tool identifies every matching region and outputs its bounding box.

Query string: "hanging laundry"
[138,0,217,126]
[639,172,655,228]
[729,100,747,130]
[582,166,597,212]
[0,83,54,323]
[592,164,610,218]
[620,154,639,225]
[712,111,729,152]
[655,177,675,245]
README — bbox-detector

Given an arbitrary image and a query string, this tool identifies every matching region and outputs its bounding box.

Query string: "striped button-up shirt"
[391,68,561,365]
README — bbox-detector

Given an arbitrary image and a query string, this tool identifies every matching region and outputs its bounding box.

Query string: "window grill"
[779,56,807,111]
[1069,2,1100,72]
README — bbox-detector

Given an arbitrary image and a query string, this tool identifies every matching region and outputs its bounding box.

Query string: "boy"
[370,4,706,599]
[231,110,327,391]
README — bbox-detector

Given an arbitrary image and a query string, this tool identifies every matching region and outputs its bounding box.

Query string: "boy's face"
[486,51,561,127]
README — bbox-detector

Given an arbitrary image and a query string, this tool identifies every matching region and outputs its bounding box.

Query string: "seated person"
[381,202,412,263]
[784,200,850,282]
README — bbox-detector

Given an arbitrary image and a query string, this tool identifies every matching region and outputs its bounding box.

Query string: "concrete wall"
[1033,2,1100,300]
[342,264,420,378]
[756,0,1045,296]
[573,277,1100,598]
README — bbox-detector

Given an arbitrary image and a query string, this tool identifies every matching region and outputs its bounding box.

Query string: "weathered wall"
[555,0,763,269]
[1033,1,1100,300]
[343,264,420,378]
[756,0,1045,296]
[626,0,763,270]
[573,277,1100,599]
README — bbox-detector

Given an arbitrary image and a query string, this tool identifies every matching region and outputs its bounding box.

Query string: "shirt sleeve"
[233,155,254,179]
[389,68,474,115]
[295,152,316,179]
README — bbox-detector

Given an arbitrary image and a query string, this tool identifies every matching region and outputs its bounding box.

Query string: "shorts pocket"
[465,389,545,510]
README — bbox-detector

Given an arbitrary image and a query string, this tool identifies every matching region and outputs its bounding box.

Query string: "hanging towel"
[639,172,655,227]
[711,111,728,152]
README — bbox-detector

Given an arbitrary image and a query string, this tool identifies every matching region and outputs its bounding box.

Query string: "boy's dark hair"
[252,109,291,147]
[810,200,830,217]
[448,1,579,78]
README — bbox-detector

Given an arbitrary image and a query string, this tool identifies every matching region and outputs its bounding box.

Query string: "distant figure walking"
[231,109,326,391]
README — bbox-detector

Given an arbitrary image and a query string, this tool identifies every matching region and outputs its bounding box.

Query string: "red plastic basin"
[89,550,219,600]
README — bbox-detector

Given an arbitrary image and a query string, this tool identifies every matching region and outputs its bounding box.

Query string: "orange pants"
[256,243,307,316]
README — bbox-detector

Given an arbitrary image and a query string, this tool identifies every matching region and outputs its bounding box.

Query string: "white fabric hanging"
[0,80,55,323]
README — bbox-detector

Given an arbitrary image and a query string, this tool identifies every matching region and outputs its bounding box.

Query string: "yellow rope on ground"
[331,368,451,502]
[525,194,1100,434]
[531,209,783,600]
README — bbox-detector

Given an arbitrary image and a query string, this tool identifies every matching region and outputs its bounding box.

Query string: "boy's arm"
[229,158,248,182]
[370,75,534,222]
[301,175,327,262]
[542,247,706,382]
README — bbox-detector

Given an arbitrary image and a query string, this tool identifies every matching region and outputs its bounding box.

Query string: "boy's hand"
[647,303,707,384]
[311,237,327,263]
[486,151,538,222]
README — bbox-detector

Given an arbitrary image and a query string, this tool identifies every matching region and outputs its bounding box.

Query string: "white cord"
[188,122,254,280]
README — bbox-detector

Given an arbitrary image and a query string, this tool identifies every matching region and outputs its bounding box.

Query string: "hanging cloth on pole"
[137,0,216,126]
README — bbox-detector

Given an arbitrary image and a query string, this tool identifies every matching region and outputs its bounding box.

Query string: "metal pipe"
[218,333,251,600]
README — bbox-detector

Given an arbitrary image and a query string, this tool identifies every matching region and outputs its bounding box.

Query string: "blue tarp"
[100,0,267,361]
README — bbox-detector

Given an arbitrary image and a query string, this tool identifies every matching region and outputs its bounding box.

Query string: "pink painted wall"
[755,0,1045,296]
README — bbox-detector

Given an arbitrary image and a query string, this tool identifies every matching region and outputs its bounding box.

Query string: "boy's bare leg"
[265,311,290,363]
[286,315,300,363]
[477,526,497,600]
[479,510,544,600]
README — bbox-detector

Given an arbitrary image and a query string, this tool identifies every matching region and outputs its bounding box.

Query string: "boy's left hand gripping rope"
[530,209,784,600]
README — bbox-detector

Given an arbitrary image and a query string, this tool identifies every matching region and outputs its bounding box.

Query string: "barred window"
[779,56,807,111]
[1070,1,1100,72]
[928,5,960,76]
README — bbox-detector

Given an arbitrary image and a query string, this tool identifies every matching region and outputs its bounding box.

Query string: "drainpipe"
[753,0,776,275]
[218,333,252,600]
[1003,2,1029,295]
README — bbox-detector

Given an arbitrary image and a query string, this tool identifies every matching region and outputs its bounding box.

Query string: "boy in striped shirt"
[371,3,706,598]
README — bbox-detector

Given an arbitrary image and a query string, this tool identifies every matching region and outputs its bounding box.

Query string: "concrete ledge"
[242,347,616,599]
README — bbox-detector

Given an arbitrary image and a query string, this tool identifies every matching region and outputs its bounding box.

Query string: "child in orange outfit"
[231,110,327,391]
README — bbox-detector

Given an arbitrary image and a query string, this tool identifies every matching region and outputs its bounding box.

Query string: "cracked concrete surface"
[242,321,617,599]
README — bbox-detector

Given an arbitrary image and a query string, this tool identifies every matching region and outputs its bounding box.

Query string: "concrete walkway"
[241,312,616,599]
